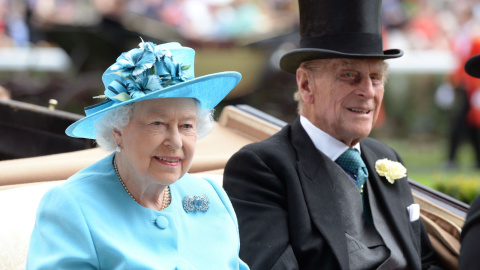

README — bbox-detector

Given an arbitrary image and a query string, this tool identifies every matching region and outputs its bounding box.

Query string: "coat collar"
[360,143,420,267]
[290,118,350,269]
[361,142,411,236]
[291,118,417,269]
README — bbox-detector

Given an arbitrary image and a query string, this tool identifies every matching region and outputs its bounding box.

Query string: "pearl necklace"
[113,157,171,211]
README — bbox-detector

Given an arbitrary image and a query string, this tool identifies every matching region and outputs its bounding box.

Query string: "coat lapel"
[360,143,419,267]
[291,119,349,269]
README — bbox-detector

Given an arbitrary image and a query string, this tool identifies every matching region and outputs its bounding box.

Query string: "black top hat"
[465,54,480,78]
[280,0,404,73]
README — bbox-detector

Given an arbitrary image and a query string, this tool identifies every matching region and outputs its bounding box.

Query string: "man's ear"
[297,67,314,104]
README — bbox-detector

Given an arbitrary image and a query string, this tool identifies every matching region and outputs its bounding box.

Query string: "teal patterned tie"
[336,148,373,224]
[335,148,368,193]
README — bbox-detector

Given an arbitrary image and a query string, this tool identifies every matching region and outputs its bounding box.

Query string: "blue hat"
[66,41,241,139]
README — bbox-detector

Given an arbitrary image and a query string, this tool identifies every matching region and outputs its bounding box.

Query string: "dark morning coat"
[223,117,442,270]
[459,195,480,270]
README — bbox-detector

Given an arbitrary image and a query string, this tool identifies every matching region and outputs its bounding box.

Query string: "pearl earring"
[115,146,122,153]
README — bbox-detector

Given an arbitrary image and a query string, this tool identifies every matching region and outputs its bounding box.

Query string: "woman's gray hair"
[95,100,214,151]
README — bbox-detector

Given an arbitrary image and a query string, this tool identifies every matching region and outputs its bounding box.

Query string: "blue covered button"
[155,216,169,229]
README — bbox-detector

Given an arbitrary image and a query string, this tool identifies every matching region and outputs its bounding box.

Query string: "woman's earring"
[115,146,122,153]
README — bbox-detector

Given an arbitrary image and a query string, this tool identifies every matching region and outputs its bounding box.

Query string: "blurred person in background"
[446,5,480,170]
[459,54,480,268]
[0,0,28,46]
[459,194,480,270]
[27,41,249,269]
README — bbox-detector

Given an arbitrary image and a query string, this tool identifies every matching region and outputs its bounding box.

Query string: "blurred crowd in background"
[1,0,480,138]
[0,0,478,52]
[0,0,298,45]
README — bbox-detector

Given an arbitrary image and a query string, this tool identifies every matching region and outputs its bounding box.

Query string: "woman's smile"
[155,156,182,167]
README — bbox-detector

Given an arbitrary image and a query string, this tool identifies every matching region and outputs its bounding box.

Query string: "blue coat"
[27,153,249,270]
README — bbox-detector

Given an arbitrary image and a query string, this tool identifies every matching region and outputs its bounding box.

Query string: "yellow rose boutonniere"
[375,158,407,184]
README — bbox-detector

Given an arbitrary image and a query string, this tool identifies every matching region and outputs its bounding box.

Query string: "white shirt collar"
[299,115,361,161]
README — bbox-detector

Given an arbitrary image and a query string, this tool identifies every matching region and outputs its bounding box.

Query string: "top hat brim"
[465,54,480,78]
[65,71,241,139]
[280,48,404,74]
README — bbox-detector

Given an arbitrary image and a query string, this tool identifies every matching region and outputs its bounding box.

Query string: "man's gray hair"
[293,59,333,114]
[95,100,214,151]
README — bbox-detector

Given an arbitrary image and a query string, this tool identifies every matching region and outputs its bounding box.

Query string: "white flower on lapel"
[375,158,407,184]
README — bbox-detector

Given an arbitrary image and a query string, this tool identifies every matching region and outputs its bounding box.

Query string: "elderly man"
[223,0,443,269]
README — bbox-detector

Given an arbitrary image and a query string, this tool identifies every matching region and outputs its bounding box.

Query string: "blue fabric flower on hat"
[110,47,156,77]
[104,78,130,102]
[156,54,189,87]
[139,40,157,53]
[130,73,162,99]
[103,40,192,103]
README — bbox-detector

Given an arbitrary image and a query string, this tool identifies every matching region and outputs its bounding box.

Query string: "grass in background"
[383,138,480,205]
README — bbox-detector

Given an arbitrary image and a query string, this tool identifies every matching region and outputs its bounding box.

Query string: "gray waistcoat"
[334,172,408,270]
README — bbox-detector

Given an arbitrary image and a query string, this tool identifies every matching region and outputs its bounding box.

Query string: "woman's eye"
[152,121,164,126]
[182,124,193,129]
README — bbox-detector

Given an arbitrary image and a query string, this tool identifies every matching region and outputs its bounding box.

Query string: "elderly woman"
[27,41,249,269]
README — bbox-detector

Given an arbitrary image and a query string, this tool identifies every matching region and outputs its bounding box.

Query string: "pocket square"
[407,204,420,222]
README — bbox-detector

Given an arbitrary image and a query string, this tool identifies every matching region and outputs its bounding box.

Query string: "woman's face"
[115,98,198,185]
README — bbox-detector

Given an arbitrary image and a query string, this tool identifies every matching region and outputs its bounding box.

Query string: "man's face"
[301,58,386,146]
